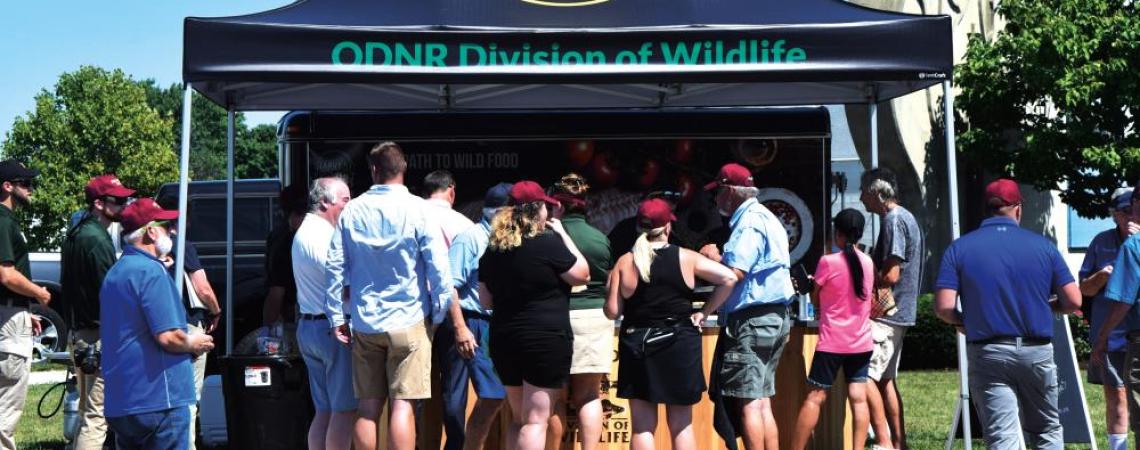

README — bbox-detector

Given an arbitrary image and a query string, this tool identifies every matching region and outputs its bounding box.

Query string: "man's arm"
[878,256,903,288]
[1052,282,1082,314]
[262,287,286,326]
[189,269,221,331]
[0,263,50,305]
[447,289,477,359]
[1081,267,1113,297]
[700,267,745,316]
[418,222,454,326]
[934,288,963,326]
[155,328,214,355]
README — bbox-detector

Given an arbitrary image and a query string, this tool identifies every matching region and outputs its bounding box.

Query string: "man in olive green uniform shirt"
[0,160,52,450]
[61,174,135,450]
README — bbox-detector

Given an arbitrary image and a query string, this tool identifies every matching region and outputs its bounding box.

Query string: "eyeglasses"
[9,179,33,189]
[146,220,172,231]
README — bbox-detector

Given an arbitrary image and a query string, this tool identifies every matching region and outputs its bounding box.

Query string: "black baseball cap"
[0,160,38,183]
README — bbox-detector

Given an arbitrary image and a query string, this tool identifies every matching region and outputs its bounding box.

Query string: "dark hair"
[421,170,455,197]
[367,141,407,182]
[279,183,309,216]
[833,209,867,300]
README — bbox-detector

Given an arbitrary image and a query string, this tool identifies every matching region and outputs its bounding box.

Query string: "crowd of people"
[0,139,1135,450]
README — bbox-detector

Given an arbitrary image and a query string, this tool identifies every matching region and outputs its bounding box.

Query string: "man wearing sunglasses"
[100,198,213,450]
[0,160,52,450]
[61,174,135,450]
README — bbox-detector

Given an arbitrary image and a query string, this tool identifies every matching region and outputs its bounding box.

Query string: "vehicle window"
[189,198,274,243]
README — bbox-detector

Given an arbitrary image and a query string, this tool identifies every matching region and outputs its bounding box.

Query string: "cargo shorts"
[719,304,792,399]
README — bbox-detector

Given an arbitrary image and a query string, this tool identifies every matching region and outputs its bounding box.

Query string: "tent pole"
[942,79,970,446]
[225,109,236,356]
[174,88,192,311]
[870,102,879,168]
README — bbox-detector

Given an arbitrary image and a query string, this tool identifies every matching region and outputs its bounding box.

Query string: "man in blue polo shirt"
[100,198,214,450]
[694,163,795,450]
[1093,181,1140,442]
[934,179,1081,450]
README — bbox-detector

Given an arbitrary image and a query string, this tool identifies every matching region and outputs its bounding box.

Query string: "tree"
[1,66,179,250]
[956,0,1140,218]
[141,82,279,180]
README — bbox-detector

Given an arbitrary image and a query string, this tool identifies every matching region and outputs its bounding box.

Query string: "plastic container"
[220,355,313,450]
[199,375,229,447]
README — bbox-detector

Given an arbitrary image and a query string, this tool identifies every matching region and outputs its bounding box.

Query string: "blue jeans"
[967,341,1061,450]
[435,313,505,450]
[108,406,191,450]
[298,318,357,412]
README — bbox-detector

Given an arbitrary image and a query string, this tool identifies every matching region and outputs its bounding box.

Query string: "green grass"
[17,383,67,450]
[900,369,1124,450]
[11,370,1128,450]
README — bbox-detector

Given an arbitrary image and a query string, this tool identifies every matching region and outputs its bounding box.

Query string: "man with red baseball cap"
[935,179,1080,449]
[61,174,136,450]
[99,198,213,449]
[0,160,50,450]
[696,162,796,450]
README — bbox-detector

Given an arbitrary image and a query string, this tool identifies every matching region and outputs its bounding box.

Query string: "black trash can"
[220,355,314,450]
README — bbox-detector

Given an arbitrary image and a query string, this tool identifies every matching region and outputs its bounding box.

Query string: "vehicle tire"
[30,303,68,365]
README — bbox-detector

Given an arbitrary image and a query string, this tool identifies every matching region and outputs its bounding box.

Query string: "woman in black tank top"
[603,199,739,450]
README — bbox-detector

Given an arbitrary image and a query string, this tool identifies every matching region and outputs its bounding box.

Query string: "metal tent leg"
[174,88,192,306]
[940,79,972,449]
[225,109,235,356]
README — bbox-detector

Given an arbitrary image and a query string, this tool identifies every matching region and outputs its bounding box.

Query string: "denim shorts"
[1088,350,1126,388]
[807,351,872,389]
[719,305,792,399]
[298,319,357,412]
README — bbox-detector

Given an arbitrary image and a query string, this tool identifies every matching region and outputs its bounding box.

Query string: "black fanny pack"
[620,322,695,359]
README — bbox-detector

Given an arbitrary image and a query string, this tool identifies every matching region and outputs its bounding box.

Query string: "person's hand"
[699,244,722,262]
[333,324,352,345]
[1091,338,1108,368]
[189,333,214,356]
[547,218,566,235]
[454,326,478,360]
[34,286,51,306]
[30,315,41,336]
[161,255,175,269]
[206,313,221,334]
[1099,265,1115,278]
[690,311,706,329]
[1129,221,1140,236]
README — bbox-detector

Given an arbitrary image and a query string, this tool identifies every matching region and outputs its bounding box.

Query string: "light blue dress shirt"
[1105,233,1140,332]
[449,212,494,316]
[325,184,453,333]
[721,197,795,315]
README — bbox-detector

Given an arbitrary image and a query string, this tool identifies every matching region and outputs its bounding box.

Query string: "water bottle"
[806,301,816,321]
[62,378,80,442]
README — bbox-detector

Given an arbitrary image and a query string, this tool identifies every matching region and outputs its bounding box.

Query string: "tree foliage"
[956,0,1140,218]
[2,66,178,250]
[142,82,279,180]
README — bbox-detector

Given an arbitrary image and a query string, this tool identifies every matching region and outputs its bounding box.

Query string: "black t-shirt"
[480,231,576,333]
[265,226,298,319]
[0,206,30,301]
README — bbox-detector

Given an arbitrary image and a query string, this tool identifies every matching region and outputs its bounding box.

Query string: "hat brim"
[103,186,136,198]
[153,209,180,222]
[703,181,719,191]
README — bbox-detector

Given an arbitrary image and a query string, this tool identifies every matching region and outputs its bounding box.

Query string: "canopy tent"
[178,0,966,445]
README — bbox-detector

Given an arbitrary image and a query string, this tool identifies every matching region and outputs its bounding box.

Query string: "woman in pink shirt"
[791,209,875,450]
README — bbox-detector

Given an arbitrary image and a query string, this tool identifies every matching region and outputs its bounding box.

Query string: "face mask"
[156,233,173,257]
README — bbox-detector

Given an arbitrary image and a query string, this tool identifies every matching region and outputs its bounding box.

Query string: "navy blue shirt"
[1080,229,1128,351]
[100,246,194,417]
[934,217,1075,342]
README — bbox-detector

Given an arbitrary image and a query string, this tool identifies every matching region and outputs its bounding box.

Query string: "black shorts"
[617,325,706,405]
[807,350,872,389]
[490,328,572,389]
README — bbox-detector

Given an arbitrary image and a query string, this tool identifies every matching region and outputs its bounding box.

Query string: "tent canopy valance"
[183,0,952,110]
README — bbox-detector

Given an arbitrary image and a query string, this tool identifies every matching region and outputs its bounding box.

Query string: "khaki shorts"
[868,321,907,381]
[352,321,433,400]
[570,309,614,375]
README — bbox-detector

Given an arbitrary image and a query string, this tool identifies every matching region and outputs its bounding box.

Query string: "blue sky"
[0,0,293,142]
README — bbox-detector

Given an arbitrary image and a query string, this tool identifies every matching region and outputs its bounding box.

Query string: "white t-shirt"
[424,198,474,247]
[292,213,336,315]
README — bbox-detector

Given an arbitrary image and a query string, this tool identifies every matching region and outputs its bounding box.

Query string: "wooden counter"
[399,324,853,450]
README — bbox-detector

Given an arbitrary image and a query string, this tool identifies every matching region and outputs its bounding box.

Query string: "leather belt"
[972,336,1051,346]
[300,313,328,321]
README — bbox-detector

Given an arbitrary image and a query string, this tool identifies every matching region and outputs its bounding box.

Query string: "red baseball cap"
[704,163,755,191]
[85,175,135,201]
[637,199,676,229]
[120,198,179,234]
[509,180,560,206]
[984,179,1022,207]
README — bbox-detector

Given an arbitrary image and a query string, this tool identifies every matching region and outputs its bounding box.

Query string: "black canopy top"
[184,0,952,110]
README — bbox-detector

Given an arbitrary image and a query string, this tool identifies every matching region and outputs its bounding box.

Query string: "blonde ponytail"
[631,226,667,282]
